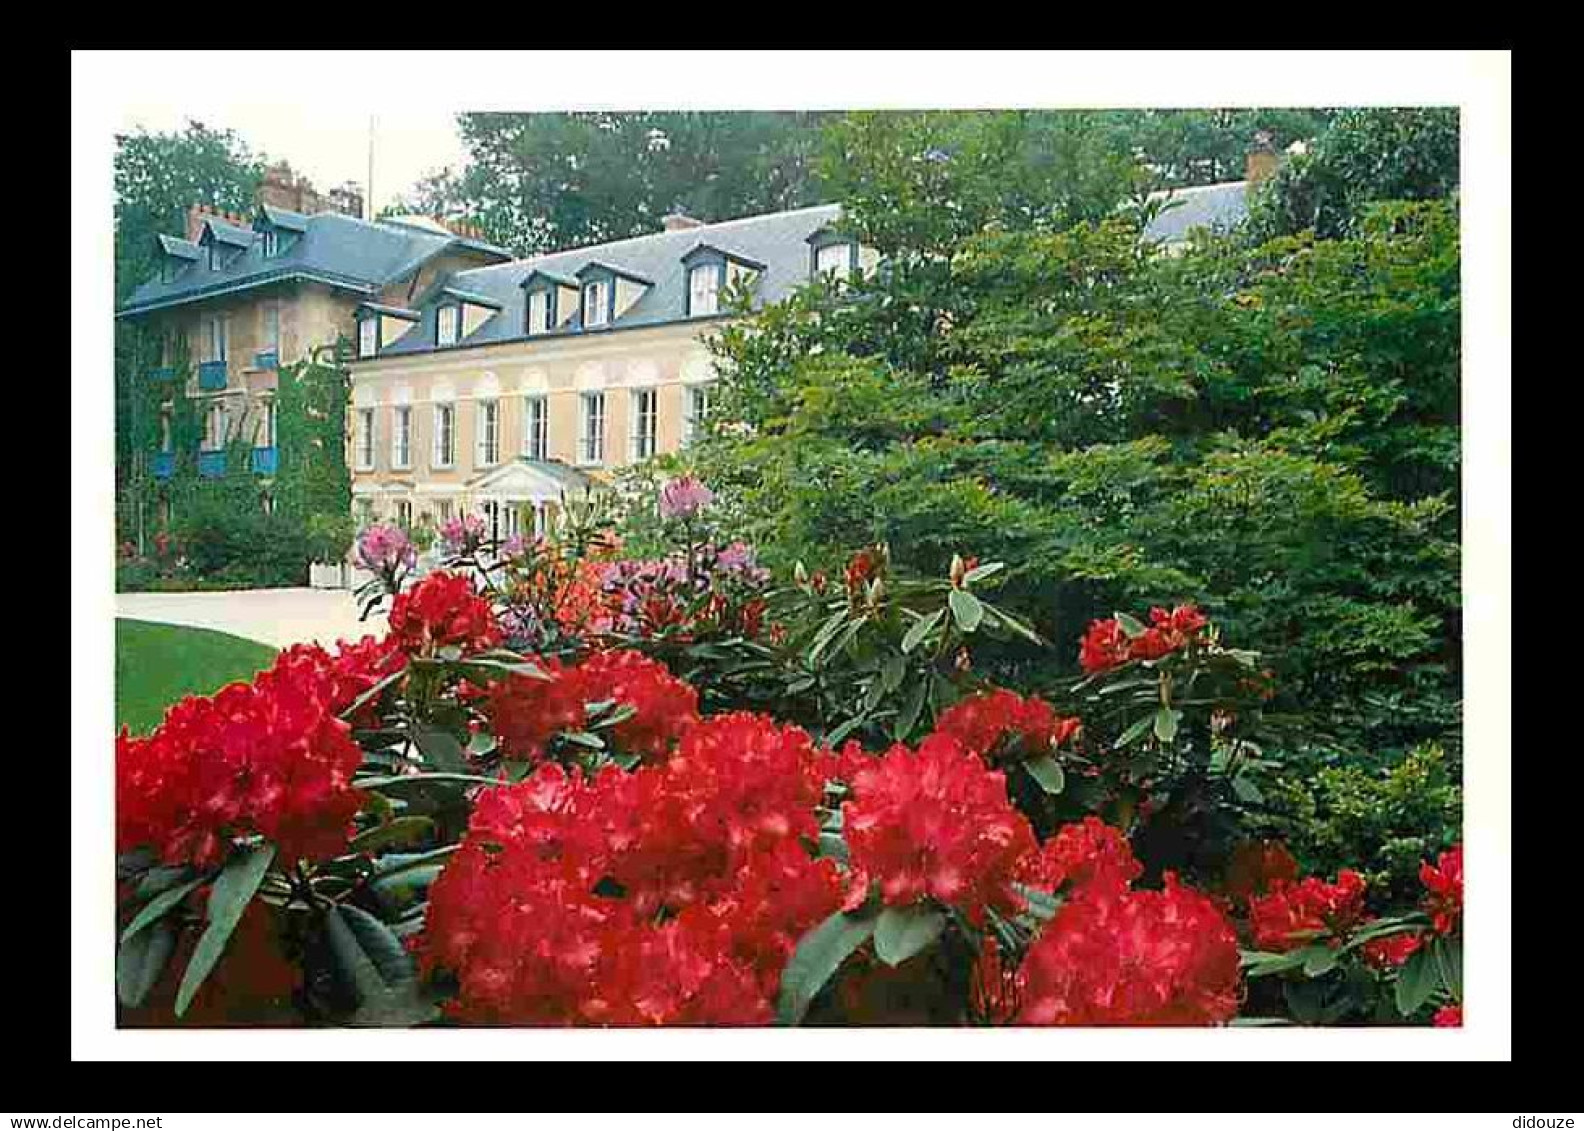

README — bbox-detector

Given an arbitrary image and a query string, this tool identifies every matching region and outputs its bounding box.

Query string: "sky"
[116,104,468,218]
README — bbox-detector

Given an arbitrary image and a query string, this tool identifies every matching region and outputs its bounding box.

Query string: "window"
[684,384,713,446]
[355,408,375,470]
[630,388,657,461]
[395,499,413,529]
[524,395,548,460]
[816,242,854,279]
[477,400,500,466]
[527,290,552,335]
[355,498,375,527]
[437,305,460,347]
[583,281,608,327]
[482,499,503,543]
[258,400,276,448]
[261,229,279,258]
[392,406,411,468]
[689,263,721,317]
[359,316,378,359]
[206,315,228,363]
[203,402,229,451]
[435,498,454,524]
[578,392,605,465]
[262,304,280,352]
[433,403,456,467]
[208,242,223,271]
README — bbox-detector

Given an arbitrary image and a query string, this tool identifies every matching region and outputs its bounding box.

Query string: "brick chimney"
[186,203,215,242]
[662,210,704,233]
[1245,130,1279,187]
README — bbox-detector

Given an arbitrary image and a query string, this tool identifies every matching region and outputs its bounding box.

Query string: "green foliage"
[1247,108,1460,241]
[697,164,1461,768]
[1249,743,1462,903]
[393,111,834,255]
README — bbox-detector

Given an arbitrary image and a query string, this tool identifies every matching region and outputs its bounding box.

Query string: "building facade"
[116,196,511,504]
[343,203,880,540]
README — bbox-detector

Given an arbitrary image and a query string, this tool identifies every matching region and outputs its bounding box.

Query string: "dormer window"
[359,315,378,359]
[437,304,460,347]
[208,242,224,271]
[261,228,280,258]
[688,263,721,317]
[815,241,855,279]
[583,281,608,328]
[528,288,553,335]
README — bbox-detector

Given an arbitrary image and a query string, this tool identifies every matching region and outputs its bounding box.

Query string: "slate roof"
[1142,181,1251,244]
[118,211,514,318]
[375,203,844,358]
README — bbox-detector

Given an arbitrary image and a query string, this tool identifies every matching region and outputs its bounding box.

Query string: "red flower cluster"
[1018,816,1143,896]
[1433,1003,1463,1027]
[1362,931,1424,970]
[1078,605,1209,675]
[933,688,1081,764]
[1420,844,1463,936]
[1222,839,1301,905]
[419,713,843,1024]
[267,635,407,727]
[844,546,885,598]
[117,668,365,869]
[485,649,699,764]
[842,733,1038,923]
[1247,869,1369,952]
[386,571,502,656]
[1017,875,1241,1026]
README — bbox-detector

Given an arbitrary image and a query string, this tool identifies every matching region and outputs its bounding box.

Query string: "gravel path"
[115,587,388,650]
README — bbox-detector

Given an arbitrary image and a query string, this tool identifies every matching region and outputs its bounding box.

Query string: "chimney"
[662,210,704,233]
[1245,130,1279,187]
[186,204,207,242]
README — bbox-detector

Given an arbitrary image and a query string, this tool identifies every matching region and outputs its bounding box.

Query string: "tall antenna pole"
[367,114,375,220]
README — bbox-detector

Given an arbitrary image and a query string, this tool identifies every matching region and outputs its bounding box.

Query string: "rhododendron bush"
[115,479,1462,1029]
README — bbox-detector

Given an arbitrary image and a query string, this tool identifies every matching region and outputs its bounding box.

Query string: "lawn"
[116,618,279,735]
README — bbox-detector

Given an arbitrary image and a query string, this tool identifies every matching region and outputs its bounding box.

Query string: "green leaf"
[1431,934,1462,1001]
[121,875,206,943]
[412,723,468,773]
[825,713,867,747]
[961,561,1005,585]
[1231,776,1265,805]
[1114,611,1148,639]
[901,608,944,654]
[1023,755,1066,795]
[1302,945,1339,977]
[116,919,176,1008]
[948,588,984,633]
[807,608,852,664]
[326,903,438,1027]
[1014,885,1062,922]
[874,904,948,967]
[1152,707,1182,744]
[776,907,879,1025]
[880,654,907,693]
[817,832,850,864]
[1116,713,1155,748]
[895,678,929,740]
[1394,947,1440,1017]
[347,816,434,854]
[175,843,276,1017]
[985,604,1045,646]
[561,730,606,750]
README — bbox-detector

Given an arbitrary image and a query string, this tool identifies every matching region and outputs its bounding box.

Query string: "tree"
[692,121,1461,767]
[1246,108,1460,240]
[115,121,265,550]
[1108,108,1338,189]
[392,112,835,256]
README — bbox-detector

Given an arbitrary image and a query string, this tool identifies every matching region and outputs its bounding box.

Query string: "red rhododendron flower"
[844,547,884,597]
[1433,1003,1463,1027]
[1018,817,1142,897]
[1361,929,1424,970]
[933,687,1081,764]
[117,668,365,868]
[266,635,407,727]
[1420,845,1463,936]
[1079,605,1209,674]
[1247,869,1369,952]
[1223,839,1301,905]
[483,658,588,763]
[386,571,502,656]
[419,712,840,1026]
[842,733,1037,923]
[573,649,699,764]
[1017,874,1241,1026]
